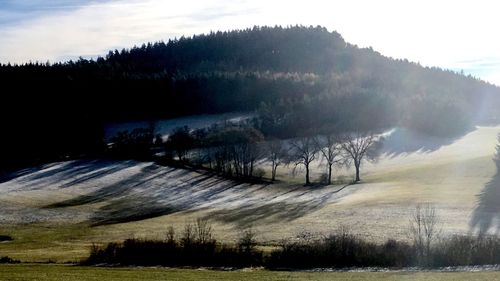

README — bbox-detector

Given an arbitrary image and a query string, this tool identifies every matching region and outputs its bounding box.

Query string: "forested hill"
[1,25,500,168]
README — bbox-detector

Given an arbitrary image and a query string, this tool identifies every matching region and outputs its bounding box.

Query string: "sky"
[0,0,499,85]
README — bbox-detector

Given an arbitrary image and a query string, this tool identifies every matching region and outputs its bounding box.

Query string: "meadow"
[0,126,499,264]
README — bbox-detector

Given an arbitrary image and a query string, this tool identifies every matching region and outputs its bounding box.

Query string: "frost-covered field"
[1,126,500,262]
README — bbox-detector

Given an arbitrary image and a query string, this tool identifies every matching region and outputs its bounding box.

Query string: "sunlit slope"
[313,126,500,240]
[0,126,499,262]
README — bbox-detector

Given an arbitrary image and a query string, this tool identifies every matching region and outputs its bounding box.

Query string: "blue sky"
[0,0,105,24]
[0,0,499,85]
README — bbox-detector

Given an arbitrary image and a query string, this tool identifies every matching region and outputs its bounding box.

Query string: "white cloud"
[1,0,499,84]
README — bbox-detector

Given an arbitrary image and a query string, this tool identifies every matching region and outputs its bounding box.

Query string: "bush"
[335,175,351,185]
[237,228,262,267]
[318,173,329,185]
[253,168,266,179]
[84,219,263,268]
[0,256,20,264]
[0,235,13,242]
[238,229,257,253]
[267,228,414,269]
[379,239,415,267]
[432,235,500,266]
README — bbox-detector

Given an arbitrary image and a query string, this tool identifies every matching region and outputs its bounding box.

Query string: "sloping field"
[1,126,500,262]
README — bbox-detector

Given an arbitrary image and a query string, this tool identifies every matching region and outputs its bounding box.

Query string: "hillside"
[2,26,500,263]
[0,125,499,262]
[1,26,500,170]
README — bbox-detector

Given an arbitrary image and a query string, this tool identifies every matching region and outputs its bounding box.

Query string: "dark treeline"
[1,25,500,170]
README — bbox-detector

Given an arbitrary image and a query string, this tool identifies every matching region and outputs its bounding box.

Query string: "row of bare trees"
[276,132,380,185]
[164,124,382,185]
[166,125,266,178]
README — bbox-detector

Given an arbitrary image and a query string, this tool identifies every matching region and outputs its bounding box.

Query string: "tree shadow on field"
[33,160,360,227]
[46,168,177,208]
[204,183,357,228]
[90,199,180,226]
[380,127,473,158]
[3,160,138,190]
[470,140,500,234]
[45,164,253,226]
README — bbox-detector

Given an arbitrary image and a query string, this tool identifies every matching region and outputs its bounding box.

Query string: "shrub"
[318,173,329,185]
[84,219,263,268]
[0,256,20,264]
[432,235,500,266]
[238,228,257,253]
[267,228,415,269]
[0,235,13,242]
[335,175,351,185]
[253,168,266,179]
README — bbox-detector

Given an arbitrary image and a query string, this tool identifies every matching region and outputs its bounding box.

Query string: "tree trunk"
[305,164,310,185]
[355,162,360,182]
[271,162,277,181]
[328,164,332,185]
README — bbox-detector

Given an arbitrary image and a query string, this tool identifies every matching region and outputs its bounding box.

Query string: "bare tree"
[340,131,380,182]
[290,137,319,185]
[165,226,176,244]
[167,126,194,162]
[238,228,258,253]
[195,217,214,244]
[201,126,264,177]
[409,204,440,264]
[230,128,264,178]
[267,139,286,181]
[181,222,195,247]
[315,134,344,185]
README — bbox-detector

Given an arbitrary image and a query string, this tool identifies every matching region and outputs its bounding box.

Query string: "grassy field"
[1,126,500,263]
[2,264,500,281]
[0,223,95,262]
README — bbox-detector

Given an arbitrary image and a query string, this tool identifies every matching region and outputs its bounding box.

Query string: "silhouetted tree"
[315,134,344,185]
[154,134,163,146]
[202,126,264,177]
[167,126,194,162]
[266,139,286,181]
[340,131,381,182]
[290,137,319,185]
[109,128,154,159]
[230,127,265,177]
